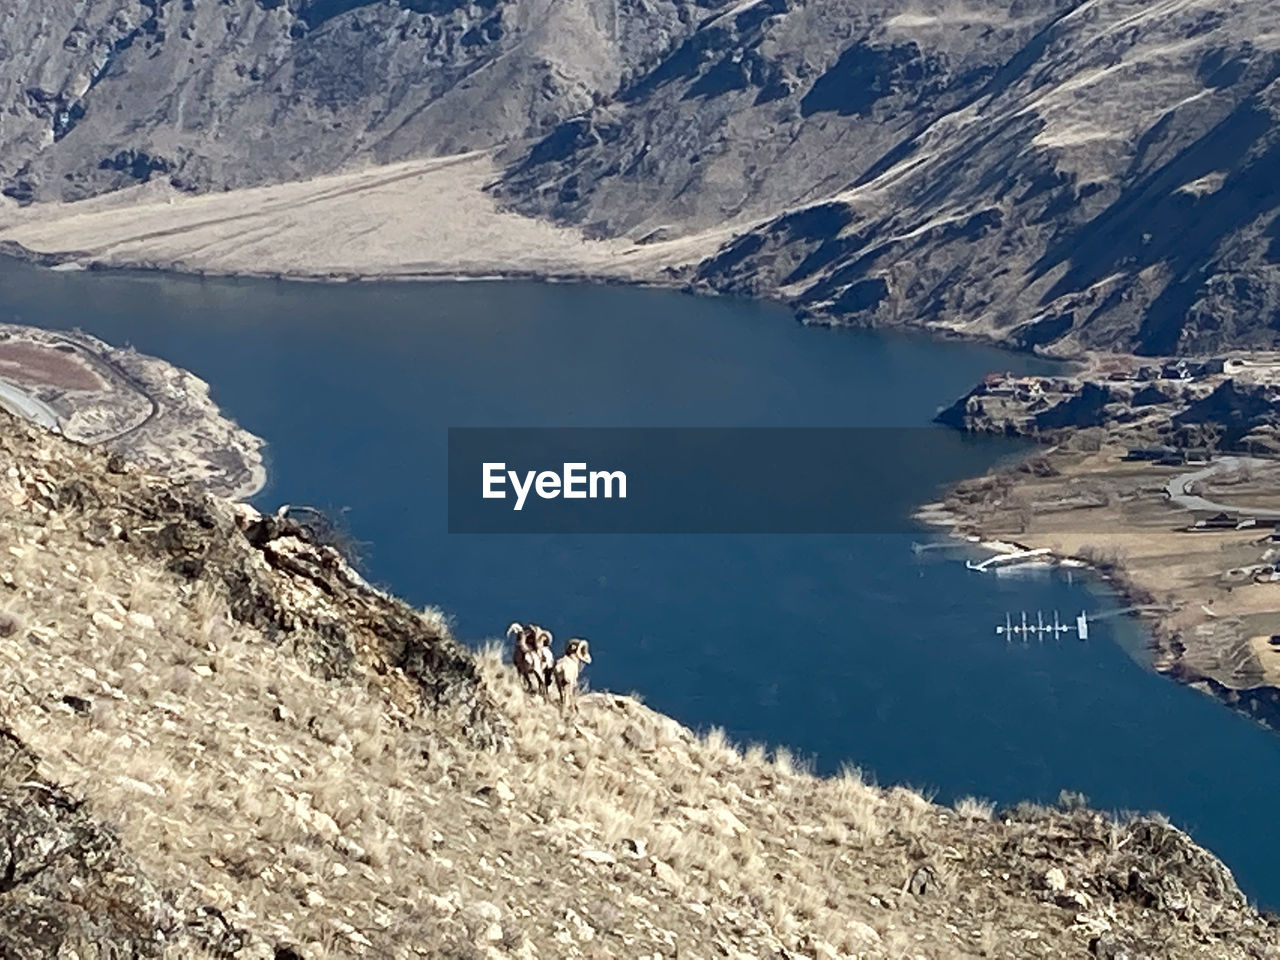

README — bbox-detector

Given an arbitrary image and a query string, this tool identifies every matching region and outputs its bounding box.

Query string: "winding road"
[1165,456,1280,520]
[48,333,158,440]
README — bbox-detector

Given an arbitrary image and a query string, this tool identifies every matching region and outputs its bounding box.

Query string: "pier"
[995,610,1089,642]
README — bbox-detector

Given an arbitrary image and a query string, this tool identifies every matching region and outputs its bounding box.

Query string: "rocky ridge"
[505,0,1280,357]
[0,0,709,202]
[936,355,1280,452]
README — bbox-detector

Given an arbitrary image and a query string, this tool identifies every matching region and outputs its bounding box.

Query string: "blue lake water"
[4,258,1280,906]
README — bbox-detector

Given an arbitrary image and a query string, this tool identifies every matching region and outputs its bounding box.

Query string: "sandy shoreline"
[0,153,737,286]
[225,453,268,502]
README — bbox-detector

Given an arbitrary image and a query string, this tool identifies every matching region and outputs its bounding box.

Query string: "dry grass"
[954,796,996,821]
[0,153,725,283]
[0,533,982,957]
[1,423,1274,959]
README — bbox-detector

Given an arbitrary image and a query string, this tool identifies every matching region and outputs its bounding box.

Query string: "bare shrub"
[420,605,454,640]
[283,504,367,571]
[954,796,995,820]
[1068,427,1105,453]
[1075,543,1127,573]
[1057,789,1090,812]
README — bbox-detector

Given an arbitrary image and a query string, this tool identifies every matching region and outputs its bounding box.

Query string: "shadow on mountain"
[1032,84,1280,354]
[622,24,734,103]
[276,0,492,29]
[800,41,942,118]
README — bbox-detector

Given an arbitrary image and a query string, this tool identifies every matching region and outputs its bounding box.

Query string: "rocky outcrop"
[1175,378,1280,447]
[0,726,249,957]
[1,413,505,749]
[0,725,175,957]
[939,362,1280,452]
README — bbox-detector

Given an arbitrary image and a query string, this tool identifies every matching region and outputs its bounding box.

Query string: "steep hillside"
[0,0,707,201]
[502,0,1280,356]
[3,418,1279,958]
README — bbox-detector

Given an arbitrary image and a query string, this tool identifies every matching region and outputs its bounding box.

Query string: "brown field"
[0,340,103,391]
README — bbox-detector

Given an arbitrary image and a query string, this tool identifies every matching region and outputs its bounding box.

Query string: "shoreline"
[0,151,1085,361]
[917,484,1280,739]
[4,212,1270,738]
[0,321,267,501]
[0,237,1080,364]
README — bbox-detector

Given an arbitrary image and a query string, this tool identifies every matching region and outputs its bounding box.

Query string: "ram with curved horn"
[552,638,593,709]
[535,627,556,694]
[508,622,547,696]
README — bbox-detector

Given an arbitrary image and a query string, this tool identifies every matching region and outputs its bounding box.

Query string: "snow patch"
[886,13,940,28]
[708,0,771,25]
[885,8,1013,29]
[1177,171,1227,197]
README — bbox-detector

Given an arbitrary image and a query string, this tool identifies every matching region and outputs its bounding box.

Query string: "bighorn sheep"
[535,627,556,693]
[508,622,547,695]
[552,638,592,708]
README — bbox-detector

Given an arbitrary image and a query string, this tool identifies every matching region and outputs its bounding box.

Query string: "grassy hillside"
[0,410,1275,957]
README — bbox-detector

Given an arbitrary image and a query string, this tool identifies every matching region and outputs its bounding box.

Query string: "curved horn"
[577,640,592,664]
[506,622,523,641]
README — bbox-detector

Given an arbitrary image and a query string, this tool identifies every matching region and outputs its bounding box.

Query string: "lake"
[4,257,1280,906]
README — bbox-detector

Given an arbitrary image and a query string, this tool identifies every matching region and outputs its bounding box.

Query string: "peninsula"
[0,322,264,499]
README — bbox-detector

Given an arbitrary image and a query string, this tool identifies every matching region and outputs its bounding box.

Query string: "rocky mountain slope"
[6,1,1280,356]
[2,410,1279,957]
[937,358,1280,452]
[504,0,1280,357]
[0,0,703,201]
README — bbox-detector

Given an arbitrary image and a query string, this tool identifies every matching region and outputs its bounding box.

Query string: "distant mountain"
[5,1,1280,356]
[499,0,1280,357]
[0,0,704,198]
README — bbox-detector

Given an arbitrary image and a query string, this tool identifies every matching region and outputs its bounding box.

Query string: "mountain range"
[4,1,1280,354]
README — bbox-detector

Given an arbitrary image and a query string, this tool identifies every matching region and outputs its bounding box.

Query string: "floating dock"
[995,610,1089,642]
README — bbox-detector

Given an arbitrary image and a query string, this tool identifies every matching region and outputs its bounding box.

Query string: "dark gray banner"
[448,427,1021,533]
